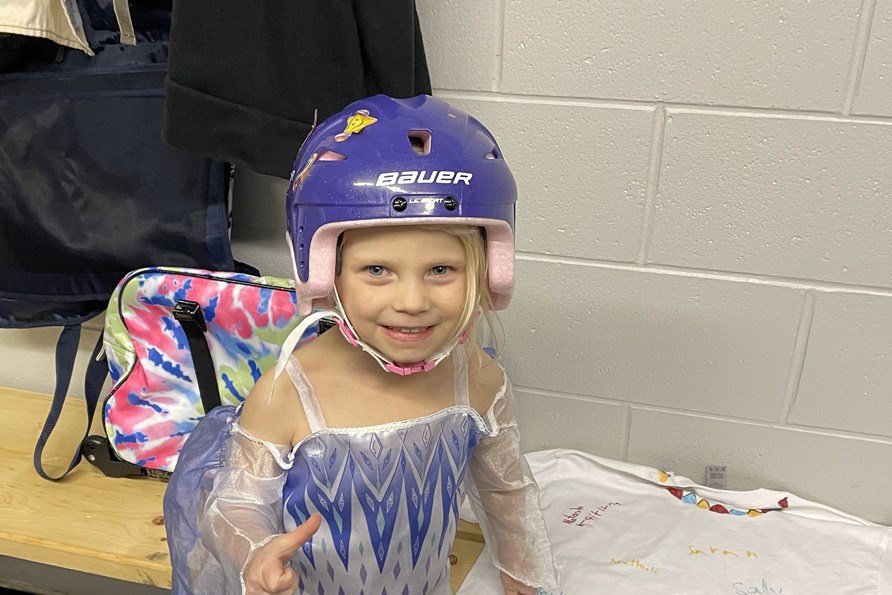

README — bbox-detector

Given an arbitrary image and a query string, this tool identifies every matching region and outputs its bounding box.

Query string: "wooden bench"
[0,387,484,593]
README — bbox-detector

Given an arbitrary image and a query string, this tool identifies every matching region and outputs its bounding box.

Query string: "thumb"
[274,512,322,564]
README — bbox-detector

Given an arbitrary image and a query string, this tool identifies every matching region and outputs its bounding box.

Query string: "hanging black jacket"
[163,0,431,178]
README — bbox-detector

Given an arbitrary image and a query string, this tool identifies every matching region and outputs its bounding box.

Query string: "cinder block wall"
[4,1,890,524]
[412,0,892,524]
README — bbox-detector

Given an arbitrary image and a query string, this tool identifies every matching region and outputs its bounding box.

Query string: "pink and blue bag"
[34,267,310,480]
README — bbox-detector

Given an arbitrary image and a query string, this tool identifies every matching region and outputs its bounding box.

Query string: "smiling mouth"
[381,325,436,342]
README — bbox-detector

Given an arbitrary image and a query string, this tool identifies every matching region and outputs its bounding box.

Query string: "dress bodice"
[281,348,487,595]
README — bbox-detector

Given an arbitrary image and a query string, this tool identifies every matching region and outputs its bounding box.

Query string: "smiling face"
[335,226,469,365]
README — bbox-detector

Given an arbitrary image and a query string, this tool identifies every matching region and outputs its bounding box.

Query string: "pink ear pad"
[291,219,514,316]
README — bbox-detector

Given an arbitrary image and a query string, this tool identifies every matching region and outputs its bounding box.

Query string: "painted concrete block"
[501,0,860,111]
[501,259,803,421]
[651,110,892,288]
[0,327,102,398]
[853,0,892,116]
[231,234,294,280]
[791,292,892,437]
[444,96,654,262]
[513,388,625,458]
[417,0,500,91]
[231,168,289,234]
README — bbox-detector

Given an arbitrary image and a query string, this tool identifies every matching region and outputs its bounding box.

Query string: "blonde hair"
[420,224,498,357]
[336,224,502,358]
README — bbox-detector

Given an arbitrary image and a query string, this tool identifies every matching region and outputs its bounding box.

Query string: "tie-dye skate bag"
[85,267,310,478]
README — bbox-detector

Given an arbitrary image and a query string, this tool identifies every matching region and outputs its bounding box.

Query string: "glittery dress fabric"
[164,346,559,594]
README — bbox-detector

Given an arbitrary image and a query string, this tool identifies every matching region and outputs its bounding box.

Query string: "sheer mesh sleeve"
[199,423,293,594]
[465,378,561,592]
[164,408,293,595]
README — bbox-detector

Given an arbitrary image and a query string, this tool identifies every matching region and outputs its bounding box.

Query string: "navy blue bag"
[0,1,239,480]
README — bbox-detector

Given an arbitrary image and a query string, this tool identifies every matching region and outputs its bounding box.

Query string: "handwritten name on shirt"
[609,557,659,574]
[562,502,622,528]
[688,544,758,559]
[732,579,783,594]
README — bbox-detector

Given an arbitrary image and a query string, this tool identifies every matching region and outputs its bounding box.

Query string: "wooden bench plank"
[1,387,170,587]
[1,387,483,592]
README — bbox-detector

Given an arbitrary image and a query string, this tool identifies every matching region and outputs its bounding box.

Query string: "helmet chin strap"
[332,287,467,376]
[268,290,468,405]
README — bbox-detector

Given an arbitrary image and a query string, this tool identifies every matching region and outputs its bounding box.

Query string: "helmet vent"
[318,150,346,161]
[485,148,500,160]
[408,130,432,155]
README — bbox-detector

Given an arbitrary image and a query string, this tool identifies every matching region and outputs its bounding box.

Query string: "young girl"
[164,95,559,595]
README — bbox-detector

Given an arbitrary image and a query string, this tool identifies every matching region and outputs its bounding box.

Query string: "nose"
[393,277,431,314]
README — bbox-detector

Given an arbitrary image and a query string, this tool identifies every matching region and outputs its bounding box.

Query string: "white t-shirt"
[458,449,892,595]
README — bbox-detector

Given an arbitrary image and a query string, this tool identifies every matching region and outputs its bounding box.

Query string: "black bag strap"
[37,299,221,480]
[172,299,222,413]
[33,326,107,481]
[83,298,218,480]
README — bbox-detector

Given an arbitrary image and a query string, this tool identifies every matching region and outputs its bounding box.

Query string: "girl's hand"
[500,570,539,595]
[243,513,322,595]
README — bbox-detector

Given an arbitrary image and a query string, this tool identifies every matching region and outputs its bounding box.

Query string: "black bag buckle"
[173,299,206,331]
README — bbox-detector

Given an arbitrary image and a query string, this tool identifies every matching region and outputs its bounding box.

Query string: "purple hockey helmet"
[286,95,517,316]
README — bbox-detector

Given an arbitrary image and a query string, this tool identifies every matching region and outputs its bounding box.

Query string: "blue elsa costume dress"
[164,344,559,594]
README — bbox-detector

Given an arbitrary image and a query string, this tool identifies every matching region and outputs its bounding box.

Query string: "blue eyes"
[364,265,452,277]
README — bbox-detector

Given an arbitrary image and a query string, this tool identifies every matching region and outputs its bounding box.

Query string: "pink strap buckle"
[384,360,436,376]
